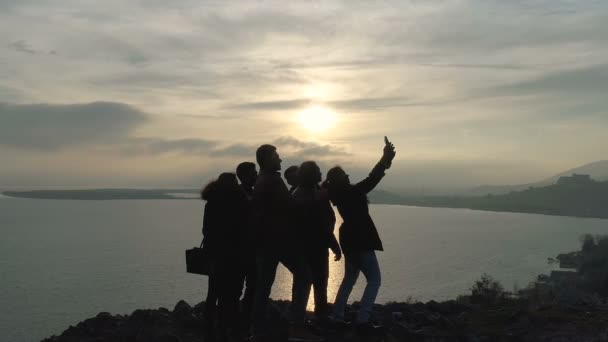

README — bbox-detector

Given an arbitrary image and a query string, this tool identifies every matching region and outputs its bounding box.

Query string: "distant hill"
[2,189,198,200]
[368,189,407,204]
[467,160,608,196]
[545,160,608,183]
[391,175,608,219]
[5,187,410,203]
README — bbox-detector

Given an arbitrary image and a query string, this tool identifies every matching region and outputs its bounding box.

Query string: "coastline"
[3,189,608,220]
[42,242,608,342]
[42,297,608,342]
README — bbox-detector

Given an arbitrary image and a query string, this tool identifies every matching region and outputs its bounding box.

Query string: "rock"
[411,302,427,312]
[42,298,608,342]
[426,300,441,312]
[95,312,113,319]
[192,301,206,319]
[154,332,182,342]
[129,309,168,326]
[556,252,582,269]
[438,316,454,329]
[173,300,193,318]
[391,311,403,321]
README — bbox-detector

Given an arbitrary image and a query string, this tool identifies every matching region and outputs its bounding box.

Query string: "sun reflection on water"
[272,208,348,312]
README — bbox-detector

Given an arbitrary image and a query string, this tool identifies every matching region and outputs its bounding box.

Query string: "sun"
[297,105,338,133]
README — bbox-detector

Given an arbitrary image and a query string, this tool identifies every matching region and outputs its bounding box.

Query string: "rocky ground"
[43,236,608,342]
[41,298,608,342]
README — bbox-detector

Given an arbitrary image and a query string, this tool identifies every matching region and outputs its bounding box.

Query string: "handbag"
[185,240,213,275]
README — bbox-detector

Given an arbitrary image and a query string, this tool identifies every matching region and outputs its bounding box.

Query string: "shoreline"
[41,244,608,341]
[4,190,607,220]
[42,297,608,342]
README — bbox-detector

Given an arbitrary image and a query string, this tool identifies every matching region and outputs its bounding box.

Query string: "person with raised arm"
[323,137,396,335]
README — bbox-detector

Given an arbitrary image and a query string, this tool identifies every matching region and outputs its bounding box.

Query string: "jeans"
[252,252,312,334]
[332,251,381,323]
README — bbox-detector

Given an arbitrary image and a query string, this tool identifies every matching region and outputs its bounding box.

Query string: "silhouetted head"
[217,172,238,186]
[236,162,257,187]
[284,165,299,187]
[326,166,350,188]
[298,161,321,188]
[201,172,239,200]
[256,144,282,172]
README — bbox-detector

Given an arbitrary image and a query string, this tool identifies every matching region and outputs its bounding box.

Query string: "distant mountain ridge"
[467,160,608,196]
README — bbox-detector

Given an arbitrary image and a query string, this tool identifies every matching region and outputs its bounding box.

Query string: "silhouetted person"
[201,172,250,342]
[236,161,258,334]
[293,161,342,324]
[251,145,320,342]
[284,165,299,194]
[324,137,396,334]
[237,162,257,200]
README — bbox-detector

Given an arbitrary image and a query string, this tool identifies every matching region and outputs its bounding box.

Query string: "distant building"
[557,173,593,185]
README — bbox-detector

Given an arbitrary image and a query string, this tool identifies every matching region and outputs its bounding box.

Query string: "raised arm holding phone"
[324,137,396,334]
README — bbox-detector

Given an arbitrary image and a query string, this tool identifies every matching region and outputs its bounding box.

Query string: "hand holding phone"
[382,136,396,168]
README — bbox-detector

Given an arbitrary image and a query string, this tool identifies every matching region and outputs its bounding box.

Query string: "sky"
[1,0,607,191]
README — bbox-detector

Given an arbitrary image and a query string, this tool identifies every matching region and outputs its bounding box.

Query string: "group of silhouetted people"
[199,137,396,342]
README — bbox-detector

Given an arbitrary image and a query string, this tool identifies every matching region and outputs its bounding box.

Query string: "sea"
[1,196,607,342]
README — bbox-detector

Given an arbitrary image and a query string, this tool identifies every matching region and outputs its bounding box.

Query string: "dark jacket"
[329,163,386,256]
[252,169,297,254]
[202,184,249,260]
[240,183,256,255]
[240,183,254,201]
[292,186,339,255]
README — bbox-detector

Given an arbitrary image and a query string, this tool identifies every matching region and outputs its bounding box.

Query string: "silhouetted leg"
[309,251,329,319]
[204,269,219,340]
[356,251,381,324]
[218,259,244,336]
[241,258,256,331]
[332,255,360,320]
[252,254,279,336]
[281,253,312,325]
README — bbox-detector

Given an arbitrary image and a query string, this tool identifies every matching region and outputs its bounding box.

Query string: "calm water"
[1,197,608,342]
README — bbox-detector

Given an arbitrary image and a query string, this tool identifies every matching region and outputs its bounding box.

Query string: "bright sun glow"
[297,105,338,133]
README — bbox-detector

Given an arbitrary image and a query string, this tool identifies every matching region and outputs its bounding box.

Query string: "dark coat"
[239,183,256,255]
[292,186,339,255]
[252,169,297,254]
[329,163,386,256]
[201,184,249,260]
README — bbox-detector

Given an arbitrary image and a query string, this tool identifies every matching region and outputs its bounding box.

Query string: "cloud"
[329,97,434,111]
[0,101,147,149]
[485,64,608,97]
[1,1,608,187]
[8,40,36,54]
[291,145,350,159]
[274,136,319,149]
[0,101,350,160]
[228,96,444,113]
[276,136,349,156]
[228,99,311,111]
[209,143,255,157]
[7,39,56,55]
[122,138,217,155]
[209,136,350,159]
[477,64,608,122]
